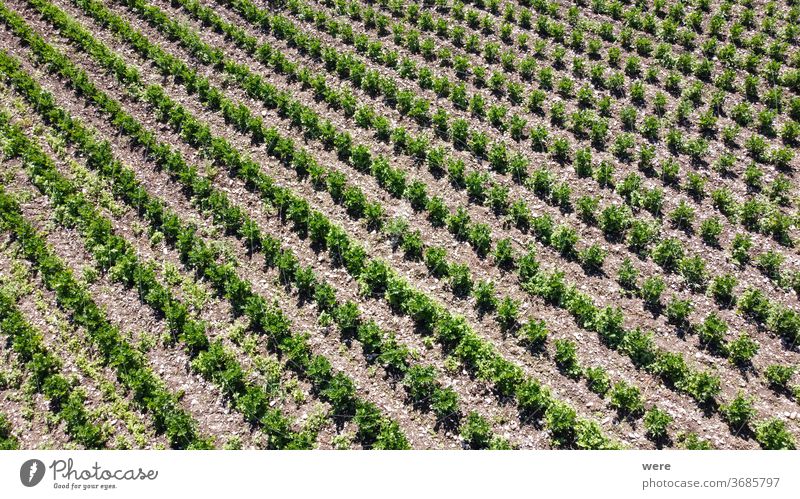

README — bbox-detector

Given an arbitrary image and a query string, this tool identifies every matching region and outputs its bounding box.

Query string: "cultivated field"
[0,0,798,450]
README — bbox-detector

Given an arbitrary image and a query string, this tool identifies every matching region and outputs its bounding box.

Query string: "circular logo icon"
[20,459,45,487]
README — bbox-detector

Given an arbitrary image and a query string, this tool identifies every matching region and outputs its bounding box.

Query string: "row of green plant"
[0,109,323,447]
[7,4,490,446]
[322,0,800,171]
[450,0,800,117]
[28,0,796,450]
[66,0,740,415]
[165,0,797,382]
[281,0,797,222]
[0,35,410,448]
[291,0,800,286]
[1,243,156,449]
[0,167,209,449]
[216,0,798,314]
[85,0,676,431]
[0,283,106,448]
[14,0,519,449]
[22,0,621,448]
[72,0,800,446]
[216,0,792,450]
[317,0,798,236]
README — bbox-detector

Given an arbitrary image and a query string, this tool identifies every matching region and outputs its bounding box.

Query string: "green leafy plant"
[651,238,684,271]
[768,307,800,344]
[726,333,759,367]
[402,365,437,407]
[579,244,606,272]
[492,238,516,270]
[626,220,658,253]
[575,420,618,450]
[584,366,611,397]
[685,172,707,200]
[551,225,578,257]
[730,233,752,266]
[545,402,577,448]
[621,329,657,368]
[757,251,784,281]
[431,387,460,425]
[424,247,449,278]
[721,392,756,432]
[554,339,581,378]
[460,411,493,449]
[665,297,693,328]
[640,276,665,310]
[669,200,695,232]
[495,296,520,332]
[449,263,473,297]
[644,408,672,442]
[617,258,639,291]
[0,413,18,450]
[468,223,492,257]
[473,280,497,313]
[599,204,631,241]
[609,381,644,419]
[677,432,713,450]
[765,365,796,390]
[679,256,708,290]
[755,419,796,449]
[699,217,722,246]
[576,195,599,224]
[518,320,548,351]
[680,370,721,405]
[698,313,728,354]
[709,274,737,308]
